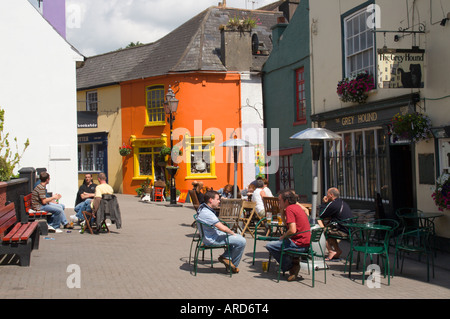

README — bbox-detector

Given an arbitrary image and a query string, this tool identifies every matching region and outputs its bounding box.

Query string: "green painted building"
[262,0,312,199]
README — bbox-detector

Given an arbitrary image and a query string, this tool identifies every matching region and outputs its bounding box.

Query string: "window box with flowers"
[337,72,375,104]
[432,172,450,211]
[389,112,432,143]
[119,143,132,156]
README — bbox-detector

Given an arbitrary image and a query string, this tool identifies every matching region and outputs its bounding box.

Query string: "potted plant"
[135,178,152,197]
[432,172,450,211]
[0,108,29,181]
[337,72,375,104]
[157,146,171,166]
[119,143,132,156]
[220,16,258,31]
[389,112,432,142]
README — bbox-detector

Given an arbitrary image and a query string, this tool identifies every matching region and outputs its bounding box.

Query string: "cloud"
[32,0,276,56]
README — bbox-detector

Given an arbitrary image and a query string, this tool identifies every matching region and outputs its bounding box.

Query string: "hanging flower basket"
[389,112,432,143]
[119,143,132,156]
[432,173,450,211]
[337,72,375,104]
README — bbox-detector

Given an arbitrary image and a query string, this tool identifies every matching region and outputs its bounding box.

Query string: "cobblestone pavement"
[1,194,449,301]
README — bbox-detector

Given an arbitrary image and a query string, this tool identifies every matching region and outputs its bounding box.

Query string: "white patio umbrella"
[290,128,342,224]
[219,138,253,198]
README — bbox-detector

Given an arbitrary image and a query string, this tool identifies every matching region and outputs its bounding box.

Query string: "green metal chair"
[344,222,393,285]
[395,207,423,232]
[192,215,233,277]
[277,227,326,288]
[393,227,435,282]
[252,217,280,267]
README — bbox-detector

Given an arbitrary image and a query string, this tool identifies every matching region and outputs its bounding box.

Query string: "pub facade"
[308,0,450,241]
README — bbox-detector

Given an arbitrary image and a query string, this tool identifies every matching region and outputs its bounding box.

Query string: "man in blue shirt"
[196,190,246,273]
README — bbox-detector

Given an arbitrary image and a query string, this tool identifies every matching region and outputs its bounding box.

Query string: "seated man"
[31,171,73,233]
[71,173,97,223]
[317,187,353,261]
[265,190,311,281]
[196,190,246,273]
[75,173,113,227]
[91,172,114,217]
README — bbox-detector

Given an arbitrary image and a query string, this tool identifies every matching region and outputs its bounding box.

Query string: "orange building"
[121,73,244,194]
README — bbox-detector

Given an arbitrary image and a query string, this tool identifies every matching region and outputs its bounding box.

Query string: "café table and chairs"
[396,208,443,255]
[393,225,435,282]
[343,221,395,286]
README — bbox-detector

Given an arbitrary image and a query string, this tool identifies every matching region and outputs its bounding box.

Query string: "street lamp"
[219,137,253,198]
[290,127,342,225]
[164,85,179,205]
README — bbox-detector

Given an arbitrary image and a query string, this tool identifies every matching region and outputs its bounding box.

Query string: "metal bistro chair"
[344,222,394,286]
[277,227,326,288]
[395,207,422,232]
[393,226,435,282]
[192,215,233,277]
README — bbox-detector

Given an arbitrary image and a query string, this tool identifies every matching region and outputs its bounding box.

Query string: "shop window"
[324,128,389,202]
[343,6,375,77]
[146,85,165,125]
[185,134,216,179]
[78,143,105,173]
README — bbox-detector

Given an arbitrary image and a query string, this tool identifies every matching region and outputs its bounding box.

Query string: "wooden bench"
[19,193,50,235]
[0,203,40,266]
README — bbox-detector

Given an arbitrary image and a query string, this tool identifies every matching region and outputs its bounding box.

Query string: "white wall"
[0,0,83,207]
[240,72,265,189]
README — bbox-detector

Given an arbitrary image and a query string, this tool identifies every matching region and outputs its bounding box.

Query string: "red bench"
[19,193,50,235]
[0,202,40,266]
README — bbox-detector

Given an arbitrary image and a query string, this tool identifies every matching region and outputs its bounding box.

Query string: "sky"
[28,0,277,57]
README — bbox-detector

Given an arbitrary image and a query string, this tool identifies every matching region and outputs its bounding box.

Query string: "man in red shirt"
[265,190,311,281]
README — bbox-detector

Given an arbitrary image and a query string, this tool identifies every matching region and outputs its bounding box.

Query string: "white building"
[0,0,83,207]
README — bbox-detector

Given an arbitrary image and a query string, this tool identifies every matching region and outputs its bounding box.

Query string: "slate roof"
[77,6,282,90]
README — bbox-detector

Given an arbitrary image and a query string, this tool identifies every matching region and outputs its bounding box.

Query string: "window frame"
[184,134,217,180]
[276,154,295,193]
[145,85,166,126]
[131,136,167,181]
[294,67,306,125]
[323,127,389,203]
[342,4,376,78]
[78,142,105,173]
[86,91,98,112]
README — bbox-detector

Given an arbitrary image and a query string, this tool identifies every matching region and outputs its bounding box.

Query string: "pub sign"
[377,47,425,89]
